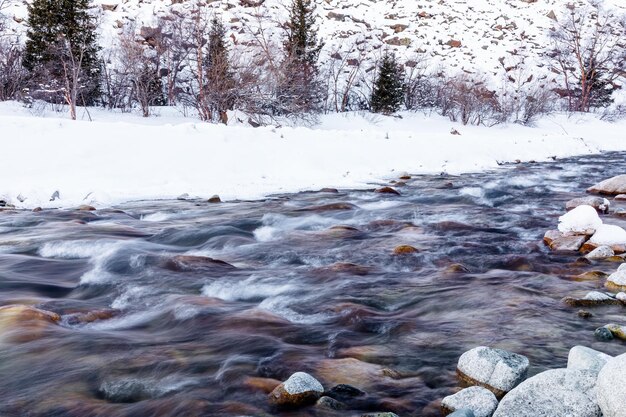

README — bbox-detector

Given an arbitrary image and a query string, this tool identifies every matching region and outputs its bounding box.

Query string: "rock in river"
[567,346,612,375]
[457,346,529,398]
[268,372,324,408]
[586,245,615,259]
[566,197,610,214]
[441,386,498,417]
[558,205,602,235]
[596,352,626,417]
[605,264,626,292]
[543,230,587,252]
[492,368,600,417]
[588,174,626,196]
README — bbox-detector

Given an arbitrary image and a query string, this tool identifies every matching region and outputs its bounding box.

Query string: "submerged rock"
[268,372,324,408]
[375,186,401,196]
[445,263,471,273]
[163,255,235,272]
[603,324,626,340]
[492,369,600,417]
[393,245,419,255]
[315,396,346,410]
[566,197,610,214]
[0,304,61,343]
[441,386,498,417]
[456,346,529,398]
[588,174,626,196]
[567,346,612,375]
[299,202,358,212]
[596,353,626,417]
[594,327,614,341]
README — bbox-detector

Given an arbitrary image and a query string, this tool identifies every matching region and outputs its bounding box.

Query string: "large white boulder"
[589,224,626,246]
[493,369,600,417]
[441,386,498,417]
[456,346,529,397]
[567,346,612,375]
[558,205,602,235]
[596,353,626,417]
[606,264,626,292]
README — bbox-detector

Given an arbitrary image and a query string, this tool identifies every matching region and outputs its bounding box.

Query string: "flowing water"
[1,153,626,417]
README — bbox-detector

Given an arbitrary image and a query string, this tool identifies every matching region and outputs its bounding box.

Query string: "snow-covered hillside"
[1,101,626,209]
[2,0,625,93]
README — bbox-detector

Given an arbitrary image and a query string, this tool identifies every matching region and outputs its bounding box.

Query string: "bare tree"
[323,42,367,113]
[0,1,27,101]
[548,3,626,112]
[436,72,500,126]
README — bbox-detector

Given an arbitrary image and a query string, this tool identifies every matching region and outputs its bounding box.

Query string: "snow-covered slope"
[2,0,625,92]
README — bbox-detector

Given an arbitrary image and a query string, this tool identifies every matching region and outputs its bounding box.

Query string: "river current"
[1,152,625,416]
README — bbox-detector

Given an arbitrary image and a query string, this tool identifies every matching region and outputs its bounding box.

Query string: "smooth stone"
[566,196,610,214]
[457,346,529,398]
[588,174,626,195]
[375,186,401,195]
[567,346,612,375]
[77,204,96,211]
[604,324,626,340]
[299,203,358,212]
[543,230,587,252]
[586,245,615,259]
[0,304,61,343]
[445,263,471,273]
[596,352,626,417]
[615,194,626,200]
[315,396,346,410]
[594,327,614,341]
[207,195,221,203]
[441,386,498,417]
[268,372,324,408]
[492,369,600,417]
[163,255,235,272]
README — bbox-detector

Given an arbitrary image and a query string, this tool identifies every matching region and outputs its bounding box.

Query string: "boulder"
[492,369,600,417]
[0,304,61,343]
[615,194,626,201]
[588,174,626,196]
[558,205,602,235]
[596,352,626,417]
[605,264,626,292]
[588,224,626,247]
[586,245,615,259]
[375,187,401,195]
[268,372,324,408]
[567,346,612,375]
[456,346,529,398]
[566,197,610,214]
[393,245,419,255]
[441,386,498,417]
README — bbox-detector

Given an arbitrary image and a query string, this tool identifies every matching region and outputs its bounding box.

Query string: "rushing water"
[1,153,625,417]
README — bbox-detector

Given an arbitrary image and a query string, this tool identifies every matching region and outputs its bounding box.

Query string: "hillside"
[2,0,625,97]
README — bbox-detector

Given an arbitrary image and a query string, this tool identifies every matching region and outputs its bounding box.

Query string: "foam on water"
[141,212,173,222]
[258,295,333,324]
[39,239,119,259]
[201,275,294,302]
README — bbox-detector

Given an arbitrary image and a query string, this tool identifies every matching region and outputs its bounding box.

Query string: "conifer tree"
[23,0,101,106]
[371,52,405,114]
[205,15,235,123]
[280,0,322,115]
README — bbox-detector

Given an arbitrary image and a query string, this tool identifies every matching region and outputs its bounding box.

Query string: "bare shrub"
[436,73,500,126]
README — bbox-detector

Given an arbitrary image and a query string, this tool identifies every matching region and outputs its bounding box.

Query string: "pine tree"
[23,0,101,105]
[279,0,322,114]
[371,52,405,114]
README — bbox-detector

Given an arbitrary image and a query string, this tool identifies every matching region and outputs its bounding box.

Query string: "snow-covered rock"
[588,174,626,196]
[586,245,615,259]
[596,353,626,417]
[605,264,626,291]
[558,205,602,235]
[457,346,529,397]
[563,291,620,307]
[589,224,626,246]
[566,197,610,214]
[268,372,324,407]
[441,386,498,417]
[567,346,612,375]
[492,369,600,417]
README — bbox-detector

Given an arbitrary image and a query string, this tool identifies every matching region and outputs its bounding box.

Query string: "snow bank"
[1,102,626,209]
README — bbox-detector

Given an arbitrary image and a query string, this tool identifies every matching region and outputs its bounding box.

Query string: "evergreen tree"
[23,0,101,104]
[279,0,322,114]
[371,52,405,114]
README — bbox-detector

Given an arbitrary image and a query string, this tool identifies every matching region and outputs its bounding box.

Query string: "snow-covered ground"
[1,101,625,209]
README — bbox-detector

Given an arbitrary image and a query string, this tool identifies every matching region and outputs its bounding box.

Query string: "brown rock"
[0,305,61,343]
[268,372,324,408]
[393,245,419,255]
[207,195,222,203]
[375,187,401,195]
[243,377,282,393]
[163,255,235,271]
[445,263,471,273]
[299,203,358,212]
[566,196,610,214]
[77,205,96,211]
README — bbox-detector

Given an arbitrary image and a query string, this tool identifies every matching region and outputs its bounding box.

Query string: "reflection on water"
[0,153,625,416]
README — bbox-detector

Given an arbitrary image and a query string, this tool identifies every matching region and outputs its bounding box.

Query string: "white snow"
[1,102,626,209]
[558,205,603,235]
[589,224,626,246]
